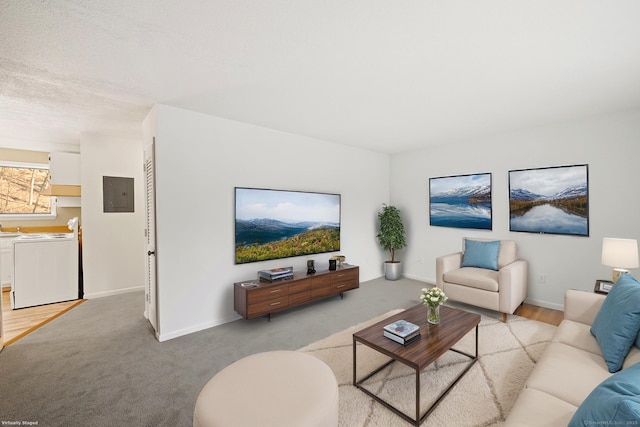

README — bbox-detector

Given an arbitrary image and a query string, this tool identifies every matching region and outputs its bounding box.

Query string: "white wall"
[391,109,640,310]
[150,104,389,341]
[81,137,146,298]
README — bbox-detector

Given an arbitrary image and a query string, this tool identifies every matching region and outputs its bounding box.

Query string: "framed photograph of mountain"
[429,173,492,230]
[509,164,589,236]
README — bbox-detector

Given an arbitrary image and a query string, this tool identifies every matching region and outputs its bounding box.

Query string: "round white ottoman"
[193,350,339,427]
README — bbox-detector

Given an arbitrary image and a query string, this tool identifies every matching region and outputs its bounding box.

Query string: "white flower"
[420,286,448,308]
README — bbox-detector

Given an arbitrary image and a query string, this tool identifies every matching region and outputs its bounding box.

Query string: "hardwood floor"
[514,303,564,326]
[1,288,84,346]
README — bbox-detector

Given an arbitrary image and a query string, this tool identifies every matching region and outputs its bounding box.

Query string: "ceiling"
[1,1,640,154]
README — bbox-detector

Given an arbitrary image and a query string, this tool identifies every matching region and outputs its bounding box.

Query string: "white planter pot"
[384,261,402,281]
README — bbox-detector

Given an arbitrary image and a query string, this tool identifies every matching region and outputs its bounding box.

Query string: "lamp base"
[612,268,629,283]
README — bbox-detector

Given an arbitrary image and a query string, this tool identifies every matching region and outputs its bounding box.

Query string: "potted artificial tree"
[376,204,407,281]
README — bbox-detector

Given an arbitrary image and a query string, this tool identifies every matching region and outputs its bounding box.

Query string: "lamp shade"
[601,238,640,268]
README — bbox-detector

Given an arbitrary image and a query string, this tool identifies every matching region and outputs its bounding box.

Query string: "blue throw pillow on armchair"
[461,239,500,271]
[590,274,640,373]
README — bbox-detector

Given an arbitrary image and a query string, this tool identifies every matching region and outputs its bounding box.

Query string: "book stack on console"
[383,319,420,345]
[258,266,294,282]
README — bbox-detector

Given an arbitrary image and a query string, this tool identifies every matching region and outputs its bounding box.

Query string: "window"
[0,162,56,219]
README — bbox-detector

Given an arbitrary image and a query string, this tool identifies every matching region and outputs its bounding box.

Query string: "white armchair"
[436,238,528,322]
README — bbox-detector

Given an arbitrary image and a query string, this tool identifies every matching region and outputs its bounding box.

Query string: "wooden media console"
[234,264,359,320]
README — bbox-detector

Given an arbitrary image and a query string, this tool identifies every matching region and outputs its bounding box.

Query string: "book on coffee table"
[383,330,421,345]
[383,319,420,345]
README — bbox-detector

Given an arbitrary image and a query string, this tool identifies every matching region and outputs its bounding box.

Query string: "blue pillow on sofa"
[590,274,640,373]
[568,362,640,426]
[461,239,500,271]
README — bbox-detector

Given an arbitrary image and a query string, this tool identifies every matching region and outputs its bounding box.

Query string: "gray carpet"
[0,276,431,426]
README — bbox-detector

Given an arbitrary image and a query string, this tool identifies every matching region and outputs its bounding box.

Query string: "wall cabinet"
[49,151,81,206]
[234,264,359,320]
[50,152,81,185]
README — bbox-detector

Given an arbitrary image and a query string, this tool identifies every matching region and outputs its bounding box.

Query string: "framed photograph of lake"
[509,164,589,236]
[429,173,492,230]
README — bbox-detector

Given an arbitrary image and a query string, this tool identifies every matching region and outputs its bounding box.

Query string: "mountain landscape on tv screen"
[235,218,340,263]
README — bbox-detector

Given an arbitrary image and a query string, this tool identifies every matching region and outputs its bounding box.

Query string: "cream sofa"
[505,289,640,426]
[436,238,528,322]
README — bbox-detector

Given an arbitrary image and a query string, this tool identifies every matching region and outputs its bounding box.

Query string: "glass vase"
[427,305,440,324]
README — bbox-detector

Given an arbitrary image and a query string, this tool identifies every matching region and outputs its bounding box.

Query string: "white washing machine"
[11,218,79,309]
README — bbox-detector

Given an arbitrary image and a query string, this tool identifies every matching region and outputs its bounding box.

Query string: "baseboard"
[83,286,144,299]
[524,297,563,312]
[402,273,436,285]
[156,315,239,342]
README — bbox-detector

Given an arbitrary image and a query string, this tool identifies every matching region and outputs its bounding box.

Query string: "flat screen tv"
[234,187,341,264]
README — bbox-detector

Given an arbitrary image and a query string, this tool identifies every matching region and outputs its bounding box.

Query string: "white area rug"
[299,307,557,426]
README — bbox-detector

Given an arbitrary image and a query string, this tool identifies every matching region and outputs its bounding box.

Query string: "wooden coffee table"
[352,304,481,426]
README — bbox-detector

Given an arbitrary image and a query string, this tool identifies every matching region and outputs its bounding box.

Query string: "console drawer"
[247,296,289,318]
[331,268,359,293]
[247,284,288,305]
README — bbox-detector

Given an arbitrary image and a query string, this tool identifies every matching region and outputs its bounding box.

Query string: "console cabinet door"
[289,278,311,306]
[310,275,331,299]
